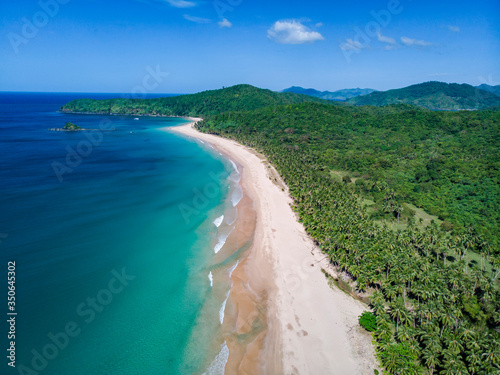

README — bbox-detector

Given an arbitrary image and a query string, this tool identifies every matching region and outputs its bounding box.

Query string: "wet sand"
[169,118,379,374]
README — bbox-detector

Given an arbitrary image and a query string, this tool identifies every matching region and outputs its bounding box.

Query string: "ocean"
[0,92,239,374]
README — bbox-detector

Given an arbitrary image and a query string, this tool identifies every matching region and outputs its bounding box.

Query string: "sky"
[0,0,499,93]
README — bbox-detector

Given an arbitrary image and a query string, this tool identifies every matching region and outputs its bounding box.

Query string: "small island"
[63,122,82,130]
[49,121,116,132]
[49,122,84,132]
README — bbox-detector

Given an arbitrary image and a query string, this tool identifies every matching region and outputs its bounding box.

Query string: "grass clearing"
[405,203,442,227]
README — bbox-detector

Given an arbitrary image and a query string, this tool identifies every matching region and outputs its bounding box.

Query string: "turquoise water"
[0,93,234,374]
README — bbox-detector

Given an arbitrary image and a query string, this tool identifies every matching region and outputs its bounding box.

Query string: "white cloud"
[377,32,396,45]
[316,22,323,28]
[166,0,196,8]
[448,25,460,33]
[401,36,432,47]
[183,14,211,23]
[267,20,324,45]
[218,18,232,28]
[340,38,364,51]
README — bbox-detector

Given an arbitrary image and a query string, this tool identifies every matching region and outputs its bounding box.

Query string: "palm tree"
[396,205,403,223]
[440,352,468,375]
[457,325,476,345]
[448,269,461,290]
[453,235,467,260]
[466,349,482,374]
[397,325,413,343]
[492,255,500,280]
[444,332,463,355]
[422,328,442,354]
[482,340,500,369]
[422,349,440,375]
[375,314,393,342]
[439,313,455,338]
[370,291,386,316]
[384,285,398,301]
[389,297,408,333]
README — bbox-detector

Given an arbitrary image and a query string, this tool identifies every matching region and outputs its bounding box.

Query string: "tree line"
[62,85,500,373]
[197,102,500,374]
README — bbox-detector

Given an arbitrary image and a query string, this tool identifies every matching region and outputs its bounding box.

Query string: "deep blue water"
[0,92,232,374]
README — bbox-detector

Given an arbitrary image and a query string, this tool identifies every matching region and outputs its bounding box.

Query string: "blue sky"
[1,0,499,93]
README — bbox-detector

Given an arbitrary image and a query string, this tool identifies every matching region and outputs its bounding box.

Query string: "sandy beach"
[169,118,379,374]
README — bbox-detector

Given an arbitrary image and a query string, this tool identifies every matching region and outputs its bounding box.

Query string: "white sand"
[169,118,379,374]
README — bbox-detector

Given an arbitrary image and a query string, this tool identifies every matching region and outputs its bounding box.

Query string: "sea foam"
[213,215,224,228]
[224,207,237,226]
[228,160,241,183]
[203,342,229,375]
[231,184,243,207]
[219,291,230,325]
[229,159,239,174]
[214,229,233,254]
[217,261,239,326]
[228,260,239,278]
[208,271,213,288]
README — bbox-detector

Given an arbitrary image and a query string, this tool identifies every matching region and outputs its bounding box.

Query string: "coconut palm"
[422,349,440,375]
[370,291,386,316]
[389,297,408,333]
[199,110,500,375]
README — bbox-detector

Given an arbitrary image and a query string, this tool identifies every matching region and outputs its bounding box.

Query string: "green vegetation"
[194,94,500,374]
[476,84,500,98]
[359,311,378,332]
[199,102,500,248]
[63,122,82,130]
[61,84,328,117]
[347,81,500,110]
[283,86,376,101]
[62,84,500,374]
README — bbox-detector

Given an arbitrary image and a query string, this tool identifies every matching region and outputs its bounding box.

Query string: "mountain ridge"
[346,81,500,110]
[283,86,376,101]
[476,84,500,97]
[61,84,332,117]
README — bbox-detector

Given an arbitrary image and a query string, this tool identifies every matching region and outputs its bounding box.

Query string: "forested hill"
[61,83,500,373]
[197,102,500,374]
[200,102,500,247]
[347,81,500,110]
[60,84,329,116]
[283,86,376,101]
[476,84,500,97]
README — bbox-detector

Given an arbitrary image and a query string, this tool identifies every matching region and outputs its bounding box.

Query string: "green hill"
[60,83,500,373]
[61,84,329,116]
[200,101,500,247]
[197,102,500,374]
[347,81,500,110]
[283,86,376,101]
[476,84,500,97]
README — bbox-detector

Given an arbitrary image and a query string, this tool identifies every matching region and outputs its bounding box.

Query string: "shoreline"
[169,117,379,374]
